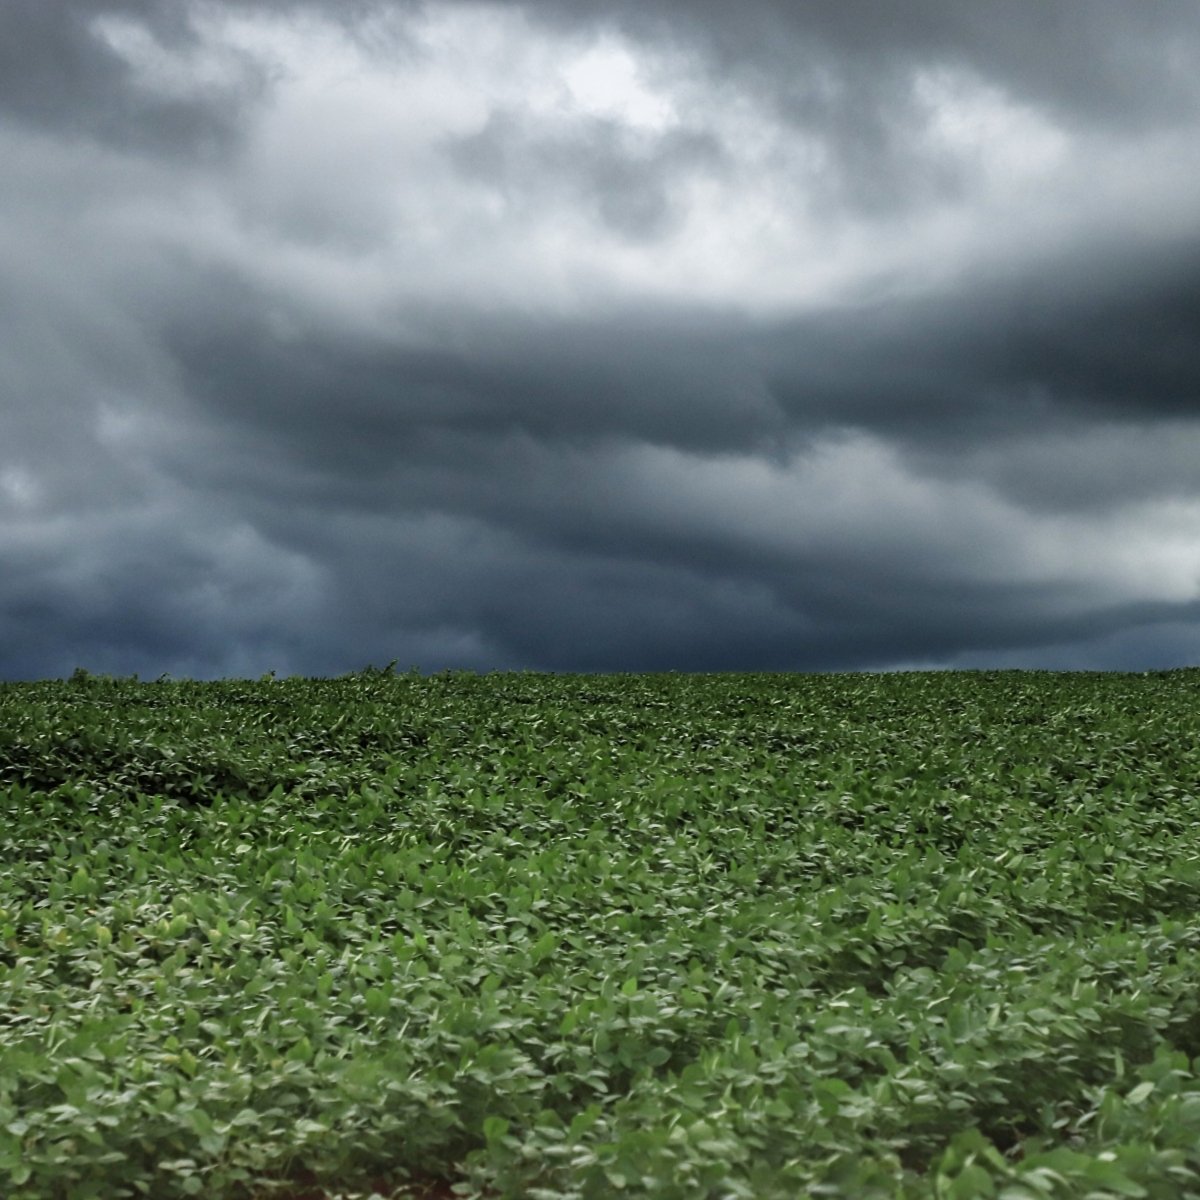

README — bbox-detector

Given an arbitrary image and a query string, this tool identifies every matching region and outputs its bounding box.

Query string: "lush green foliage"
[4,667,1200,1199]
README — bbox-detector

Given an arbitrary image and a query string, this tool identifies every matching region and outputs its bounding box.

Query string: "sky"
[5,0,1200,678]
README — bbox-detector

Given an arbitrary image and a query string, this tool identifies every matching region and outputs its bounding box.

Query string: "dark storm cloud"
[766,243,1200,436]
[162,236,1200,465]
[137,242,1200,674]
[4,0,1200,678]
[162,287,787,463]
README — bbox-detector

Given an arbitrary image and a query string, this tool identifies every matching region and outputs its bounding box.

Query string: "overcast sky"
[5,0,1200,678]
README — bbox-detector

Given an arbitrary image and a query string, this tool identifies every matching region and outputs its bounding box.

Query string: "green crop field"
[5,668,1200,1199]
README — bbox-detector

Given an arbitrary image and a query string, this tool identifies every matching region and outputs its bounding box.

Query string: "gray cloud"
[4,0,1200,678]
[496,0,1200,221]
[0,0,255,155]
[449,112,723,241]
[515,0,1200,123]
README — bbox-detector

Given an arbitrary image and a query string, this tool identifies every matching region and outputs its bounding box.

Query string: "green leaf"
[949,1164,996,1199]
[531,932,559,964]
[483,1117,510,1143]
[287,1036,313,1063]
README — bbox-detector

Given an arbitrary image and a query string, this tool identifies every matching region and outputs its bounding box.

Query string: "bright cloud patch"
[78,1,1198,316]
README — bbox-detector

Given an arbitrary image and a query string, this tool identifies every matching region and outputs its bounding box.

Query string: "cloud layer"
[4,0,1200,677]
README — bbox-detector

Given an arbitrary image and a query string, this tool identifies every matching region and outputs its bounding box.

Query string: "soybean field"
[4,668,1200,1199]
